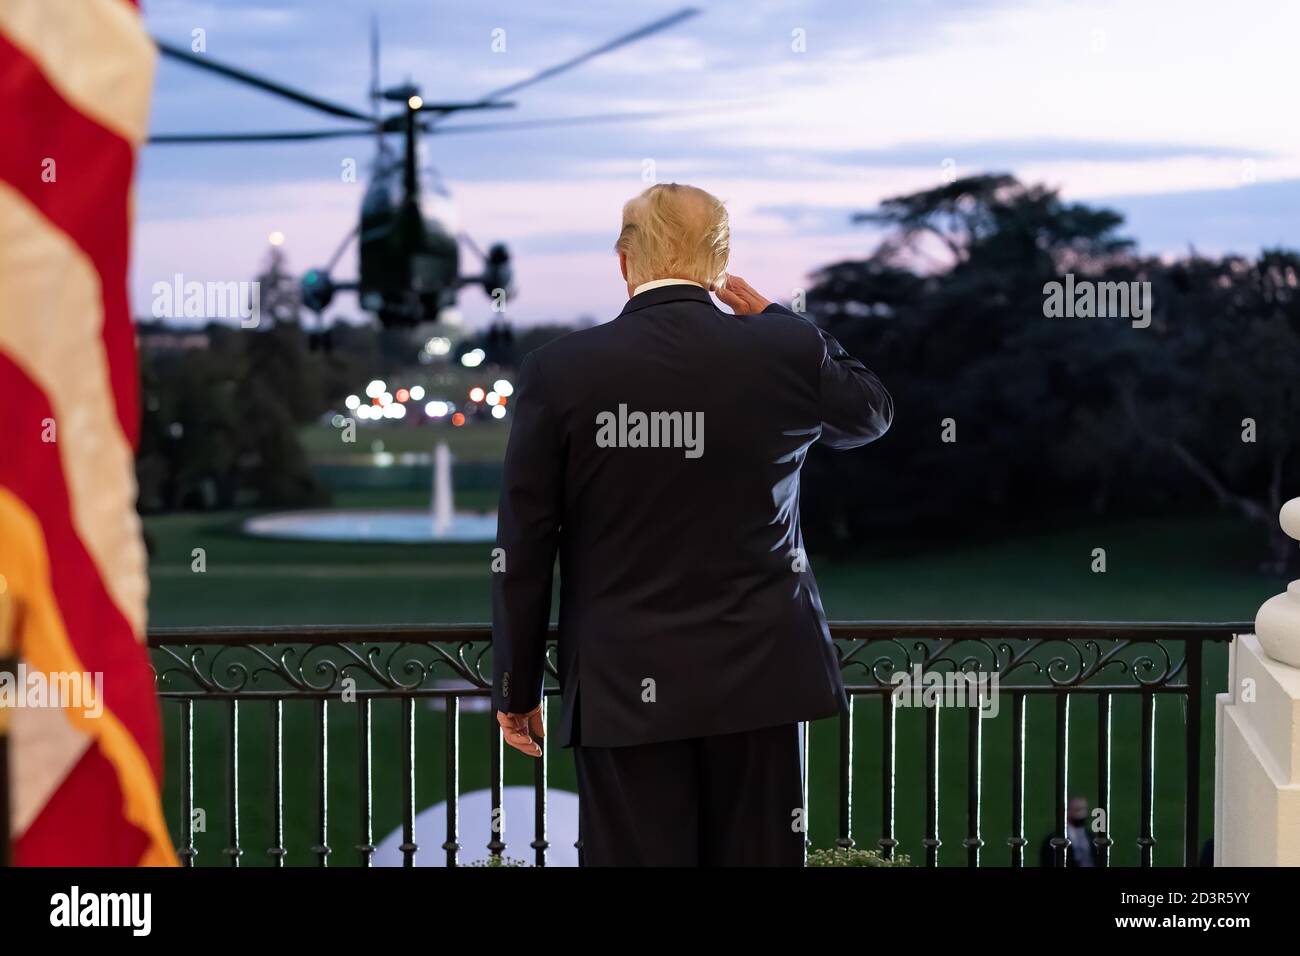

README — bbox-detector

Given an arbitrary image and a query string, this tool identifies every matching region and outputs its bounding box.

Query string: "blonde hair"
[614,183,729,290]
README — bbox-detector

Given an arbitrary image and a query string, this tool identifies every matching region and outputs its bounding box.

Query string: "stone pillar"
[1214,498,1300,865]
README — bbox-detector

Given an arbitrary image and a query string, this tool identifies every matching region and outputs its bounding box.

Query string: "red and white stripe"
[0,0,173,865]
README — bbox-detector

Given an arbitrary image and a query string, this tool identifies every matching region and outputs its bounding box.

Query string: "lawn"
[145,447,1283,866]
[299,420,510,463]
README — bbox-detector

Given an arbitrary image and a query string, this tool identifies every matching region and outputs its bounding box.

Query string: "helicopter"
[149,8,700,329]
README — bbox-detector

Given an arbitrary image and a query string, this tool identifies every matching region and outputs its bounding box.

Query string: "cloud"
[135,0,1300,327]
[819,139,1263,167]
[1092,177,1300,256]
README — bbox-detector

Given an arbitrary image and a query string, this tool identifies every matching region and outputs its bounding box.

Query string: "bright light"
[344,394,361,410]
[468,386,486,403]
[395,388,410,403]
[408,95,423,110]
[268,231,285,246]
[355,404,373,420]
[461,348,485,368]
[380,391,393,406]
[493,379,514,398]
[485,391,500,406]
[424,337,451,356]
[409,385,426,401]
[451,412,466,427]
[425,401,449,418]
[491,404,507,420]
[366,379,386,399]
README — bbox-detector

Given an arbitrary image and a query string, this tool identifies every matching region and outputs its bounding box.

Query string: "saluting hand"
[715,274,772,315]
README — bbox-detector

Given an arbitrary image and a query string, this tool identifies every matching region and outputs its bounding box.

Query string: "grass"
[146,506,1275,628]
[145,456,1283,865]
[299,421,510,463]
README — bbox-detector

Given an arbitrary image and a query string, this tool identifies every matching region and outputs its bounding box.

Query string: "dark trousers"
[573,722,805,866]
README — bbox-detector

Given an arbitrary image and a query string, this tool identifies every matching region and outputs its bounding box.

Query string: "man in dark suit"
[1039,795,1099,867]
[492,183,892,866]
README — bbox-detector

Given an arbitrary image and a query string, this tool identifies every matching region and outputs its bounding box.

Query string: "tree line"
[135,175,1299,570]
[796,174,1298,571]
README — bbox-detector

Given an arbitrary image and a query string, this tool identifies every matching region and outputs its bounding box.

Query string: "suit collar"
[618,283,715,317]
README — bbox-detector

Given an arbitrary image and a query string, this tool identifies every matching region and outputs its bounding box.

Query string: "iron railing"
[135,621,1247,868]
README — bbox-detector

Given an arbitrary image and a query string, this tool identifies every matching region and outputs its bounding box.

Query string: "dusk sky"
[136,0,1300,328]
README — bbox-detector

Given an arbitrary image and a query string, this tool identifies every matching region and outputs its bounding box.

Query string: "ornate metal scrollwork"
[153,639,500,696]
[834,633,1187,691]
[153,627,1193,698]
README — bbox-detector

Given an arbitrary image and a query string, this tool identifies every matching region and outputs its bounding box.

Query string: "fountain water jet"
[433,441,454,537]
[243,439,497,543]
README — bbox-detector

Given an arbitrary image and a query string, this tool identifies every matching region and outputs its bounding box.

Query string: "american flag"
[0,0,174,865]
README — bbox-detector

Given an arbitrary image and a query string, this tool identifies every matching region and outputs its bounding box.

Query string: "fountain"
[433,441,453,537]
[243,440,497,543]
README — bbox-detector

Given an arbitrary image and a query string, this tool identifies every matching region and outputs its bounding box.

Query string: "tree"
[1116,250,1300,570]
[253,246,303,327]
[799,175,1300,571]
[137,323,328,512]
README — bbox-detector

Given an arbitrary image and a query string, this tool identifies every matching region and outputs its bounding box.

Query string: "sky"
[135,0,1300,328]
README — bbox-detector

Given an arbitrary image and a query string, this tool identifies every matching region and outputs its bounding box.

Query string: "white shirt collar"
[632,277,706,296]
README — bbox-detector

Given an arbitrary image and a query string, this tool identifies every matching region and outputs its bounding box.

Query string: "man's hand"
[715,274,772,315]
[497,705,544,757]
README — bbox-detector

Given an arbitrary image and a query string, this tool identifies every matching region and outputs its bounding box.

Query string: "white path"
[374,786,581,867]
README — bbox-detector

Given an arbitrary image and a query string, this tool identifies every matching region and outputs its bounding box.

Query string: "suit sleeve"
[491,351,563,714]
[765,302,894,449]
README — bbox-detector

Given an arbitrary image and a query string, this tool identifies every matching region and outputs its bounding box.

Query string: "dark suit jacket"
[1039,829,1098,868]
[491,283,892,748]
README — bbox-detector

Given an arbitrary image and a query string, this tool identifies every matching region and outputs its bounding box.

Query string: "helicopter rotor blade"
[471,7,700,104]
[370,16,381,122]
[427,108,701,136]
[412,100,516,115]
[147,109,509,143]
[327,224,362,272]
[149,128,378,144]
[155,39,373,122]
[457,231,487,261]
